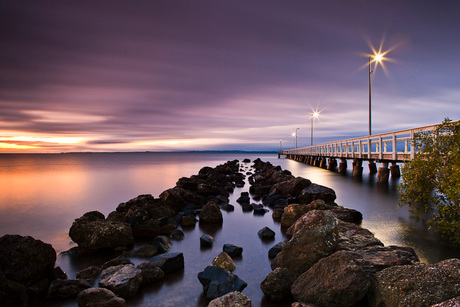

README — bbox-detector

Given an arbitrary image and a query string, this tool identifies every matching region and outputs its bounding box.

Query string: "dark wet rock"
[150,252,184,274]
[253,204,269,215]
[125,207,149,227]
[69,212,134,251]
[0,271,28,307]
[291,250,371,307]
[199,201,223,224]
[76,266,102,281]
[262,189,284,208]
[200,234,214,248]
[215,195,230,205]
[197,266,247,300]
[116,194,155,213]
[212,252,236,272]
[352,245,419,274]
[77,287,126,307]
[241,202,253,212]
[131,219,161,238]
[101,256,133,271]
[176,177,199,192]
[369,258,460,307]
[99,264,143,299]
[208,291,252,307]
[0,234,56,285]
[223,244,243,258]
[329,206,363,224]
[336,221,383,251]
[53,266,68,280]
[236,192,250,205]
[260,267,296,302]
[136,262,165,285]
[297,183,336,204]
[152,235,172,253]
[123,245,159,258]
[272,206,285,220]
[250,185,272,199]
[170,228,185,240]
[221,204,235,212]
[258,227,275,240]
[270,177,312,198]
[268,241,286,259]
[106,211,126,222]
[47,279,91,299]
[432,297,460,307]
[242,159,251,163]
[291,303,316,307]
[159,187,204,213]
[271,210,339,276]
[280,203,309,228]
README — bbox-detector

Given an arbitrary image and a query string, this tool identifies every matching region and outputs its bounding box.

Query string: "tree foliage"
[398,118,460,244]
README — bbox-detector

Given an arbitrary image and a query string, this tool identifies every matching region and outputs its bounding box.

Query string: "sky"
[1,0,459,153]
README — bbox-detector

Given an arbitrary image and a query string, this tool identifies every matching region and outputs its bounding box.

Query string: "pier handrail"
[279,120,459,162]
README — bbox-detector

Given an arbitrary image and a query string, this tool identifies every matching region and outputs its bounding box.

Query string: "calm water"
[0,152,458,306]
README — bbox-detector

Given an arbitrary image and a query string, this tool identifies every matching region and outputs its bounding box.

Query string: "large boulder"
[0,271,28,307]
[0,234,56,285]
[297,183,336,204]
[101,256,133,271]
[432,297,460,307]
[268,241,286,259]
[197,266,247,300]
[269,177,311,198]
[47,279,91,299]
[271,210,339,275]
[77,288,126,307]
[208,291,252,307]
[69,212,134,251]
[159,187,204,213]
[291,250,371,307]
[336,221,383,251]
[260,267,297,301]
[369,258,460,307]
[136,262,165,285]
[199,201,223,224]
[99,264,143,299]
[149,252,184,274]
[280,203,309,228]
[329,206,363,224]
[212,252,236,272]
[352,245,419,274]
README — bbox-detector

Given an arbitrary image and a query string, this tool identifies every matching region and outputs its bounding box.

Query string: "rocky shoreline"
[0,158,459,306]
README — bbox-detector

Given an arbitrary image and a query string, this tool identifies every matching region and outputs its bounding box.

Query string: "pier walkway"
[278,121,455,182]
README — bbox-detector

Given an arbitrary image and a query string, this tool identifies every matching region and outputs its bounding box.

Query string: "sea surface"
[0,152,458,306]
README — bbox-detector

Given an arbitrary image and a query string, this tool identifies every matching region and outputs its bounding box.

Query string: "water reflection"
[1,153,459,307]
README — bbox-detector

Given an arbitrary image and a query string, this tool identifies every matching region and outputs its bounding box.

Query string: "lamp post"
[311,111,319,146]
[369,52,383,136]
[295,128,299,148]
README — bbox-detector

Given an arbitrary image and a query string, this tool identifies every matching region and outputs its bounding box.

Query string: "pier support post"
[352,159,363,177]
[368,161,377,174]
[338,159,347,173]
[320,157,327,169]
[390,162,401,178]
[327,158,337,170]
[377,162,390,182]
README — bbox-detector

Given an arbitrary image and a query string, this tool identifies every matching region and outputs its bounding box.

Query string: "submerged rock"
[223,244,243,258]
[77,287,126,307]
[197,266,247,300]
[149,252,184,274]
[47,279,91,299]
[99,264,143,299]
[258,227,275,240]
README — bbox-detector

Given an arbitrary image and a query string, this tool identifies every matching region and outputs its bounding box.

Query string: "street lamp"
[368,52,384,136]
[292,128,299,148]
[311,111,319,146]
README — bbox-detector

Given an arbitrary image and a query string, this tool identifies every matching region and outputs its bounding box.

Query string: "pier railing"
[279,121,457,162]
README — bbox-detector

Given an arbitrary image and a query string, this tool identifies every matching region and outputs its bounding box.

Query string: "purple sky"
[1,1,459,152]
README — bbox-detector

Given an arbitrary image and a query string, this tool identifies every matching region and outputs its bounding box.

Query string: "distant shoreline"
[0,150,278,155]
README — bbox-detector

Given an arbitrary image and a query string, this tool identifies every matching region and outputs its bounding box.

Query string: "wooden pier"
[278,121,455,182]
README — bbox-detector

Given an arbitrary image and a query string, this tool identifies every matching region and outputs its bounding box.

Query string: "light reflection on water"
[0,153,459,307]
